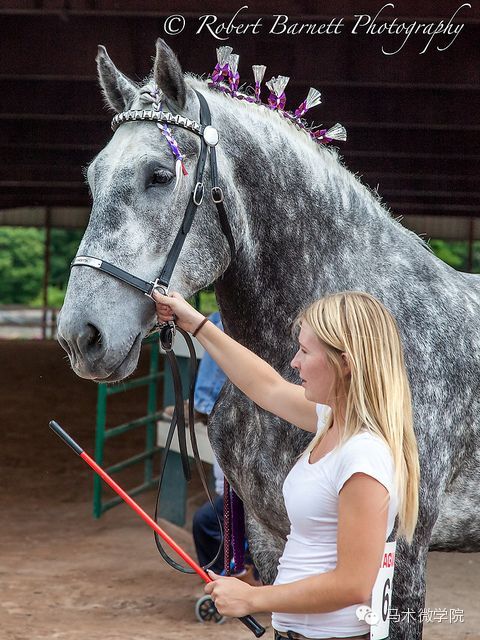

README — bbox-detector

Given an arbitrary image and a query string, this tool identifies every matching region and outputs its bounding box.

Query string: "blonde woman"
[153,290,420,640]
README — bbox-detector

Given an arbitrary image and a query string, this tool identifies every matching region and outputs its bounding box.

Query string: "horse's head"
[58,40,234,381]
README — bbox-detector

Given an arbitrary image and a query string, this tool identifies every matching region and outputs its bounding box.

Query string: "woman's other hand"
[152,290,204,334]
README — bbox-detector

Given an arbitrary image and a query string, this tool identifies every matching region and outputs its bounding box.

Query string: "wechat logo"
[356,605,379,626]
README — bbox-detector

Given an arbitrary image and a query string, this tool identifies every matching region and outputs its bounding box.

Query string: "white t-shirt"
[272,404,399,639]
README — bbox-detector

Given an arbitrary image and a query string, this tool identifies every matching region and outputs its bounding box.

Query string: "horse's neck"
[205,88,452,360]
[213,100,406,336]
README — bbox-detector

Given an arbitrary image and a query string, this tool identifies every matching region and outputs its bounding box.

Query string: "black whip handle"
[240,615,266,637]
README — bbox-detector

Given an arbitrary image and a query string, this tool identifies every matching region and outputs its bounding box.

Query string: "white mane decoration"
[208,47,346,145]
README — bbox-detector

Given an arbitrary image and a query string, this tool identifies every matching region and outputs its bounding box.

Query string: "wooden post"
[467,217,474,273]
[42,208,51,339]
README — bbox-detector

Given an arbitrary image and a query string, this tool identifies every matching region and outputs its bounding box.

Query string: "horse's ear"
[96,45,138,113]
[153,38,187,111]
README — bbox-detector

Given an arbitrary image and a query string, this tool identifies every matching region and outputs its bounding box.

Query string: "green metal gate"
[93,334,164,518]
[92,333,199,525]
[92,293,208,524]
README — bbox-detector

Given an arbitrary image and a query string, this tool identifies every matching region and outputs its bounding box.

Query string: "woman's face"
[291,322,348,407]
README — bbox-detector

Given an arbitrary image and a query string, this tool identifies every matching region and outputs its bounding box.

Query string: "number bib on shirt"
[369,541,396,640]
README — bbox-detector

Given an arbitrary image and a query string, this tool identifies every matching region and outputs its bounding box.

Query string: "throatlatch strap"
[210,144,236,259]
[199,90,235,260]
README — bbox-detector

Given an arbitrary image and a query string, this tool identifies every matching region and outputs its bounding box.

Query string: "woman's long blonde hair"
[294,291,420,543]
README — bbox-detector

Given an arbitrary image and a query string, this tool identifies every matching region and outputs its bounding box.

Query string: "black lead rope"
[154,327,224,574]
[150,91,230,574]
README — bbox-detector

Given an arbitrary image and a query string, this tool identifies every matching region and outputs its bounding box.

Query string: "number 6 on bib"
[369,540,396,640]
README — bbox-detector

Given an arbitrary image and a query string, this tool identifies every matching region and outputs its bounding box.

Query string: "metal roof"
[1,2,478,238]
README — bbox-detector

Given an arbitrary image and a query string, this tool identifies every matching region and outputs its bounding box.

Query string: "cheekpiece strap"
[107,90,236,292]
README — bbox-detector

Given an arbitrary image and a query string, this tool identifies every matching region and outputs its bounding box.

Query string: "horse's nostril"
[57,332,73,359]
[86,323,102,349]
[77,322,104,357]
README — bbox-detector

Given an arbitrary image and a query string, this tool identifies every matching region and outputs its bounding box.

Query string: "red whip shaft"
[81,451,211,582]
[49,419,209,582]
[49,420,266,637]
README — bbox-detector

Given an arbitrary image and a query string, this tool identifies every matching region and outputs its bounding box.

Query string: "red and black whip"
[49,420,265,638]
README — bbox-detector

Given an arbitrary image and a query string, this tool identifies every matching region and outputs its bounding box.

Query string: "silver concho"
[203,125,219,147]
[72,256,102,269]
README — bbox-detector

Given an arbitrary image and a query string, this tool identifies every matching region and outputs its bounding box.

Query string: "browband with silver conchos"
[111,109,204,136]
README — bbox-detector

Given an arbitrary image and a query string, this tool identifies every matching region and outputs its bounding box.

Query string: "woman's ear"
[341,352,351,377]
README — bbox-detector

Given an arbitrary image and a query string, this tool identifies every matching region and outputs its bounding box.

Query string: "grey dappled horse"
[58,40,480,639]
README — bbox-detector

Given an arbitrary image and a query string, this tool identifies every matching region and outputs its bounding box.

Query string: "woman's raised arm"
[153,290,317,432]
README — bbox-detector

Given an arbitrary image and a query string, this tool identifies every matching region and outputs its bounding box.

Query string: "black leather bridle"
[68,88,264,639]
[72,89,235,305]
[71,91,234,571]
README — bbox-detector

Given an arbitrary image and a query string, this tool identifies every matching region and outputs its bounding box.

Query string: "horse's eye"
[150,169,174,186]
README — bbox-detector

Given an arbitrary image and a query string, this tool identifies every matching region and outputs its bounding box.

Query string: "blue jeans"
[192,494,224,573]
[194,311,226,415]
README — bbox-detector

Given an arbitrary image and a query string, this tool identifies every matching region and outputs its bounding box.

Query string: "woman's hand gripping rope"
[152,290,206,335]
[205,569,258,617]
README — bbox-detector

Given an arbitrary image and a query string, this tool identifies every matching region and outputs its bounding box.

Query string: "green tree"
[428,239,480,273]
[429,239,467,270]
[49,228,83,290]
[0,227,44,304]
[0,227,84,306]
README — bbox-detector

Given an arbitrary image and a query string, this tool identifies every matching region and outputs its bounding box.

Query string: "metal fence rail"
[0,305,58,339]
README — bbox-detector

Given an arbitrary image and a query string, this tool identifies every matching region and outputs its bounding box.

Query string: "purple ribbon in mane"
[161,124,188,176]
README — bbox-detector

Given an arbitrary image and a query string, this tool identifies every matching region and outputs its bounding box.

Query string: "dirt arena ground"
[1,341,478,640]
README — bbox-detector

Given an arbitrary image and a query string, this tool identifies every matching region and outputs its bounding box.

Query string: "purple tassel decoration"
[147,84,188,188]
[252,64,266,103]
[231,489,246,574]
[295,87,322,119]
[228,53,240,96]
[211,46,233,85]
[205,50,345,149]
[160,124,188,190]
[223,477,232,576]
[266,75,289,111]
[311,123,347,144]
